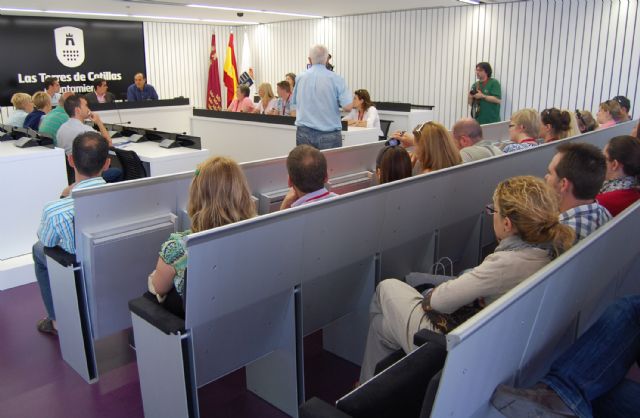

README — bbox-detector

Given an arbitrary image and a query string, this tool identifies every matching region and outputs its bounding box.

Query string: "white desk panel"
[191,117,378,163]
[377,109,434,135]
[0,141,67,260]
[113,141,209,177]
[96,105,192,135]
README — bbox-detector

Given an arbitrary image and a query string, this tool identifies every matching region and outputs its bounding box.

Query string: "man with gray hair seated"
[451,117,503,163]
[292,44,353,150]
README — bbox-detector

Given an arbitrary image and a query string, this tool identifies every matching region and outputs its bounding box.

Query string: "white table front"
[377,108,434,136]
[191,117,379,163]
[114,141,209,176]
[0,141,67,260]
[96,105,192,135]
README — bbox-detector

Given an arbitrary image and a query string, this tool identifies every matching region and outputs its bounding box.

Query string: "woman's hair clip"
[194,168,200,177]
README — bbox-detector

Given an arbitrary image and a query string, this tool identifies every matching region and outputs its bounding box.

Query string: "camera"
[470,87,478,95]
[237,12,244,17]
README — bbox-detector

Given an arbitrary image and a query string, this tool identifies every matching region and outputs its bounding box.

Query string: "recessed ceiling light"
[132,15,201,22]
[458,0,481,4]
[0,7,44,13]
[187,4,322,18]
[45,10,129,18]
[201,18,259,25]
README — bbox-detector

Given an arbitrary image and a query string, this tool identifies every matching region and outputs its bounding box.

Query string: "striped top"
[37,177,106,254]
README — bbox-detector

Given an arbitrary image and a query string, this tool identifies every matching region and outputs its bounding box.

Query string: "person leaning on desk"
[127,72,159,102]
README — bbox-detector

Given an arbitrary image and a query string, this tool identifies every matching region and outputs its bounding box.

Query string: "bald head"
[452,118,483,148]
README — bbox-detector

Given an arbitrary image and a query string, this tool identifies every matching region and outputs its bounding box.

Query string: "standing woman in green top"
[468,62,502,125]
[147,156,257,306]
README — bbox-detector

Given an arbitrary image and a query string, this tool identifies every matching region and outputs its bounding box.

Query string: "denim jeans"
[542,295,640,418]
[33,241,55,320]
[296,125,342,150]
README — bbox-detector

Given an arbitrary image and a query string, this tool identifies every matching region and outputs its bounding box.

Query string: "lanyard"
[281,96,289,115]
[305,191,331,202]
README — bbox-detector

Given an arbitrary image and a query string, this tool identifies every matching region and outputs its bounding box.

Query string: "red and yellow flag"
[206,34,222,111]
[223,33,239,107]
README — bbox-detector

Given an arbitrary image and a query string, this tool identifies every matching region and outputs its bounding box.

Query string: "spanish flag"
[223,33,238,107]
[206,34,222,110]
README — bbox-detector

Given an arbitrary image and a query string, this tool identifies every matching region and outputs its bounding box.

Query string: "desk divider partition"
[68,120,633,401]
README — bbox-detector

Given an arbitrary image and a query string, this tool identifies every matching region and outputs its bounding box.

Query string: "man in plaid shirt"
[545,142,611,241]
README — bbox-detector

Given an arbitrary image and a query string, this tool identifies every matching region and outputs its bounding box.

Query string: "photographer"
[468,62,501,125]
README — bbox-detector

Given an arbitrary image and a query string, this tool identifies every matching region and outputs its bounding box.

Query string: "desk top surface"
[0,140,64,161]
[113,140,208,161]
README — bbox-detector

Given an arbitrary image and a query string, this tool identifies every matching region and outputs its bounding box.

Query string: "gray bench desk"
[130,121,635,417]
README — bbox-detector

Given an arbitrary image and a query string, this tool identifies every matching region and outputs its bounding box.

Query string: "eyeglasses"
[485,204,498,215]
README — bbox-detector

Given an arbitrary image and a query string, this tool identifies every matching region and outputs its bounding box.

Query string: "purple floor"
[0,283,359,418]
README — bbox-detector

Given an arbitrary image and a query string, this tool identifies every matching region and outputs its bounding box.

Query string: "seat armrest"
[299,397,353,418]
[129,292,185,335]
[43,246,77,267]
[414,329,446,348]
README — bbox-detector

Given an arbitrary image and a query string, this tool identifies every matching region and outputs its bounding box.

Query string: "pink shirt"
[598,120,616,130]
[228,97,255,113]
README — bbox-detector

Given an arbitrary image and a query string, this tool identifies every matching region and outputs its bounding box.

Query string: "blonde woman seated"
[253,82,277,114]
[147,157,256,312]
[502,109,540,153]
[8,93,33,127]
[342,89,382,136]
[392,121,462,174]
[596,100,623,130]
[359,176,574,382]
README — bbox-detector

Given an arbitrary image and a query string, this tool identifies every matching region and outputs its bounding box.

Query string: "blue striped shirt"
[37,177,106,254]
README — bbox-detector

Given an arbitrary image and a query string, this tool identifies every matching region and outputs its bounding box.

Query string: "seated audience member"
[545,142,611,241]
[7,93,33,127]
[23,91,51,130]
[596,100,622,129]
[633,121,640,139]
[540,108,572,142]
[44,77,61,107]
[228,84,254,113]
[612,95,631,122]
[342,89,382,136]
[492,295,640,418]
[39,92,74,143]
[280,145,337,210]
[57,95,122,183]
[575,109,598,133]
[392,122,462,174]
[33,132,110,335]
[270,80,296,116]
[359,175,574,382]
[127,73,158,101]
[376,142,412,184]
[85,78,115,104]
[451,117,503,162]
[596,135,640,216]
[503,109,540,153]
[285,72,296,90]
[253,82,277,114]
[566,110,581,138]
[148,157,256,306]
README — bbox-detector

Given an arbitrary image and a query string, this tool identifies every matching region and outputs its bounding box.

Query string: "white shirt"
[255,98,277,114]
[342,106,382,136]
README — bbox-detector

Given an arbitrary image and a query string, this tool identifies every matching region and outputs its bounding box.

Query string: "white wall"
[144,0,640,128]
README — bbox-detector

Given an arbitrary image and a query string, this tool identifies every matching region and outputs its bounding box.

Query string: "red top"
[596,188,640,216]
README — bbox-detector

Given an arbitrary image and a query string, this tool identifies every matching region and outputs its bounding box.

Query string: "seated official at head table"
[7,92,33,128]
[253,82,277,114]
[359,175,574,383]
[23,91,52,131]
[269,80,296,116]
[127,72,158,102]
[227,84,255,113]
[280,145,337,210]
[147,156,256,314]
[342,89,382,136]
[33,131,111,336]
[85,78,115,104]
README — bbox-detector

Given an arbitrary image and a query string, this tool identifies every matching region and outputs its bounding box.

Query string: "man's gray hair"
[452,117,483,143]
[309,44,329,65]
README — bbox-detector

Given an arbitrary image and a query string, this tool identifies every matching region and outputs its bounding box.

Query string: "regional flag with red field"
[223,33,239,107]
[206,34,222,110]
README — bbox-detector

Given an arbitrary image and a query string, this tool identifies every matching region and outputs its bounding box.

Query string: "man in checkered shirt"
[545,142,612,241]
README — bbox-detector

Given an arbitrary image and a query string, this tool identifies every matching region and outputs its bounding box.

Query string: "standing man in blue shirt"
[292,45,353,150]
[127,72,159,101]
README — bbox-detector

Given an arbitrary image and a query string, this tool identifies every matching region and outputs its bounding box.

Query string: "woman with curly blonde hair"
[148,157,256,312]
[359,175,575,382]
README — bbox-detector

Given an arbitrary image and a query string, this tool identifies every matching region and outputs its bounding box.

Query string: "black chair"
[379,119,394,140]
[112,147,147,180]
[65,156,75,185]
[299,329,447,418]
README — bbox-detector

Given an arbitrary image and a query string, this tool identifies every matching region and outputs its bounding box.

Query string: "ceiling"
[0,0,520,25]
